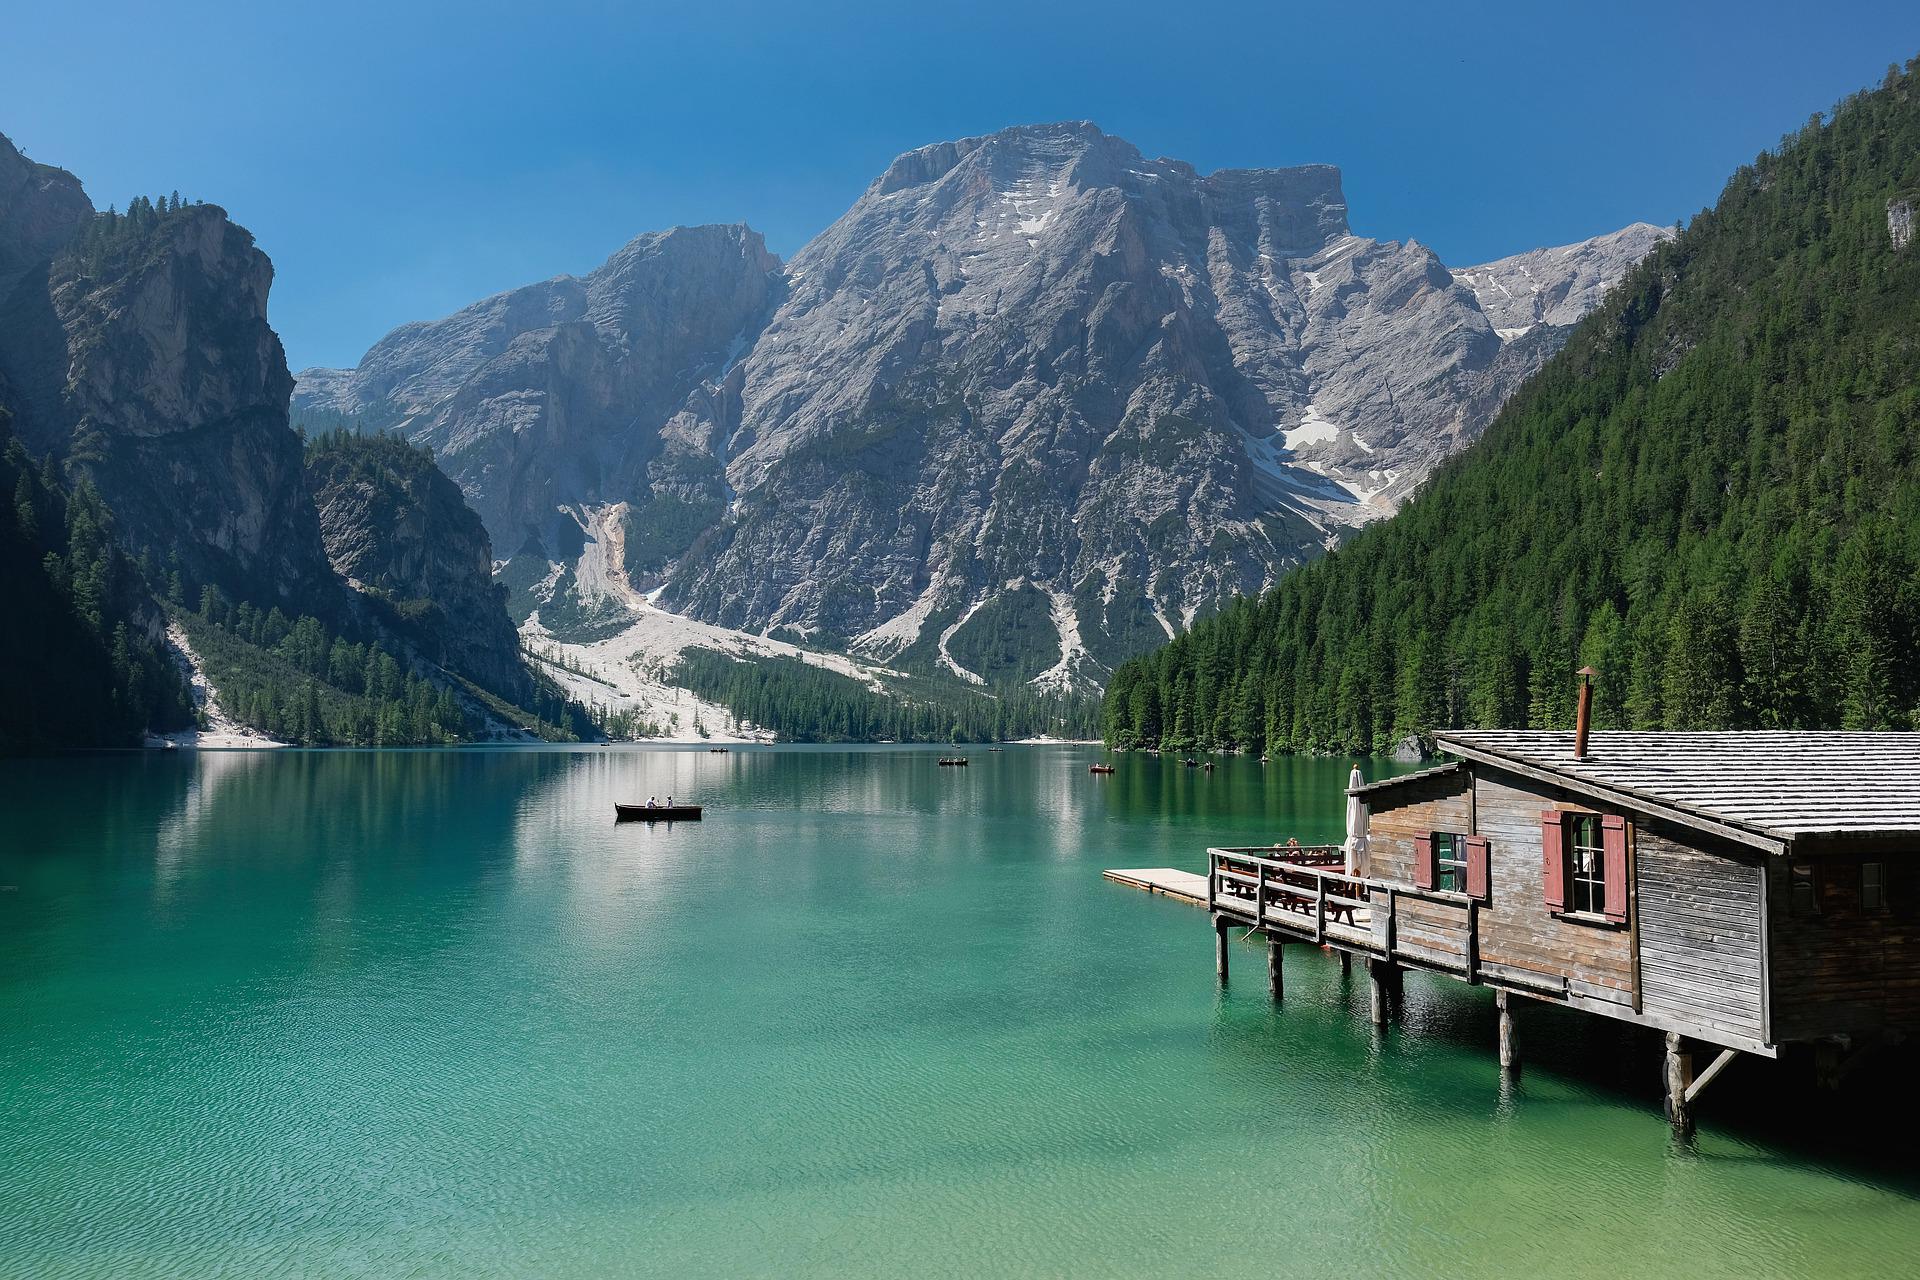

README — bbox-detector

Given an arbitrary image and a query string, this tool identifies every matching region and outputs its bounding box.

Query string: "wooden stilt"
[1665,1032,1694,1135]
[1339,950,1352,976]
[1368,958,1391,1026]
[1497,990,1518,1071]
[1267,938,1284,1001]
[1213,914,1230,985]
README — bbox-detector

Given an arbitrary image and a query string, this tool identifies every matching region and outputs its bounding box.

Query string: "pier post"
[1339,950,1352,976]
[1267,938,1284,1001]
[1213,914,1231,984]
[1664,1032,1694,1136]
[1496,991,1518,1072]
[1367,958,1392,1026]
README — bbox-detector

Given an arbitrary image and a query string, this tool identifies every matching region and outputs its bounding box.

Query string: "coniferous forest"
[675,649,1102,742]
[1104,60,1920,756]
[1,412,193,748]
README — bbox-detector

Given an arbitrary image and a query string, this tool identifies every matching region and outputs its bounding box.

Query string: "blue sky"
[4,1,1915,370]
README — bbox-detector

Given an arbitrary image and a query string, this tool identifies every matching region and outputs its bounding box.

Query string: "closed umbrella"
[1344,766,1368,877]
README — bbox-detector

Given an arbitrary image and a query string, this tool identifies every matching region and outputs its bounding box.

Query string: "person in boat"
[646,796,657,809]
[667,796,673,808]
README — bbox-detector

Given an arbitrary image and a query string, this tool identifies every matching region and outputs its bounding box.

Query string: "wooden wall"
[1635,819,1765,1043]
[1368,766,1763,1036]
[1768,843,1920,1042]
[1366,769,1473,970]
[1473,774,1634,1002]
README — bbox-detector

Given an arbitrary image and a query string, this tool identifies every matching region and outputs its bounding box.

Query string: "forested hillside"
[1,412,191,748]
[1105,59,1920,756]
[675,650,1101,743]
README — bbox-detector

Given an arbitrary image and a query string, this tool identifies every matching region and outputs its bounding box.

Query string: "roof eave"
[1432,734,1791,856]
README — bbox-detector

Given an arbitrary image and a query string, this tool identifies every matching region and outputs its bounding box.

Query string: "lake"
[2,745,1916,1277]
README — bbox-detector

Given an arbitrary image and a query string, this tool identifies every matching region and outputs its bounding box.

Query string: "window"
[1433,832,1468,893]
[1790,863,1820,916]
[1862,862,1886,913]
[1569,814,1606,916]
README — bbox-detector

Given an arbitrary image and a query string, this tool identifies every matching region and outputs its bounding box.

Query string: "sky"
[4,1,1916,371]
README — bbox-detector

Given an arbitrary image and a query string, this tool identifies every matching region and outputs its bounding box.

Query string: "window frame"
[1567,813,1607,918]
[1789,862,1821,917]
[1861,861,1887,914]
[1433,831,1469,895]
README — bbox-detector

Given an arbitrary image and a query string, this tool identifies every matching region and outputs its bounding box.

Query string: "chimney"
[1574,666,1598,761]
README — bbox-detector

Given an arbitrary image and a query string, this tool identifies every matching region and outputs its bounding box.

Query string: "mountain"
[305,431,532,702]
[0,165,338,609]
[0,131,586,747]
[294,224,781,551]
[296,123,1662,691]
[1452,222,1672,336]
[1102,60,1920,755]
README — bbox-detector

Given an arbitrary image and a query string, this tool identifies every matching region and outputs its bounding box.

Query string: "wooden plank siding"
[1767,844,1920,1042]
[1634,820,1766,1044]
[1364,763,1767,1045]
[1475,774,1634,1001]
[1365,771,1474,972]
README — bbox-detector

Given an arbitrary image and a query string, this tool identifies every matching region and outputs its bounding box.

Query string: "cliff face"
[0,151,338,609]
[306,434,530,700]
[295,224,782,552]
[0,134,91,300]
[297,122,1666,689]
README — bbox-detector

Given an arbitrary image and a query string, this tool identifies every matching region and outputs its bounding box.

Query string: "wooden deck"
[1103,868,1210,906]
[1206,846,1570,1000]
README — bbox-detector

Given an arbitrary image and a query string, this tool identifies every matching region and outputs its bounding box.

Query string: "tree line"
[1105,60,1920,756]
[675,648,1101,743]
[2,417,192,748]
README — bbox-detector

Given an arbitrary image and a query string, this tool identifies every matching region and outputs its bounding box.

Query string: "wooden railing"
[1206,846,1569,996]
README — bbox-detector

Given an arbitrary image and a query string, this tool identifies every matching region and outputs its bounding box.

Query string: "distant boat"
[1089,764,1115,774]
[614,804,703,821]
[708,746,729,753]
[938,757,969,767]
[1183,758,1200,768]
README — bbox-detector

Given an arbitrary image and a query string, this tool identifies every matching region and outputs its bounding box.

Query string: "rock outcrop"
[0,139,338,609]
[1452,222,1673,335]
[299,122,1665,688]
[306,433,530,699]
[296,224,781,552]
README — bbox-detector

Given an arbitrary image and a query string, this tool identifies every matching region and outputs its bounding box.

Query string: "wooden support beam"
[1340,950,1352,976]
[1683,1047,1739,1105]
[1497,990,1518,1072]
[1214,914,1231,984]
[1368,958,1392,1026]
[1268,938,1284,1002]
[1664,1032,1695,1136]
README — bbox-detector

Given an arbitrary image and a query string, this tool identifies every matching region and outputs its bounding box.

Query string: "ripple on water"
[1,747,1917,1278]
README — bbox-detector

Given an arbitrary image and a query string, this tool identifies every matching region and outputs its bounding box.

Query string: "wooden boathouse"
[1207,724,1920,1132]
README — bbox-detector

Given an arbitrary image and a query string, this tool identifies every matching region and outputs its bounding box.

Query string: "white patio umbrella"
[1344,766,1369,877]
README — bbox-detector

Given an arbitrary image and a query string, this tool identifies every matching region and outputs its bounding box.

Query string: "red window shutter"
[1465,835,1490,901]
[1541,811,1566,911]
[1413,833,1435,890]
[1602,814,1630,923]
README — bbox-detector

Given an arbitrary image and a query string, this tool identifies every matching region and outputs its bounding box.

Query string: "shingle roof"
[1434,730,1920,849]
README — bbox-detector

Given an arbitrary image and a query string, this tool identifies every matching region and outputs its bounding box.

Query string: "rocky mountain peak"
[1454,221,1673,336]
[296,122,1664,693]
[0,132,93,299]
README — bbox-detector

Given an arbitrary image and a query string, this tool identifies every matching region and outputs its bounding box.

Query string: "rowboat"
[1089,764,1115,774]
[938,757,969,767]
[614,804,703,821]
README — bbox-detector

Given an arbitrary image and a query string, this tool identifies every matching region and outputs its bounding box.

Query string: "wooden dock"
[1103,867,1210,907]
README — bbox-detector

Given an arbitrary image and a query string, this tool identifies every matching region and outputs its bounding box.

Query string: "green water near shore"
[2,746,1916,1277]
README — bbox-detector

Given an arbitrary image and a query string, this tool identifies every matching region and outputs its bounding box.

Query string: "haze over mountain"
[296,122,1664,691]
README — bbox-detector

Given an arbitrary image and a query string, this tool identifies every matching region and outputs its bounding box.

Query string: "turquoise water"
[2,746,1916,1277]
